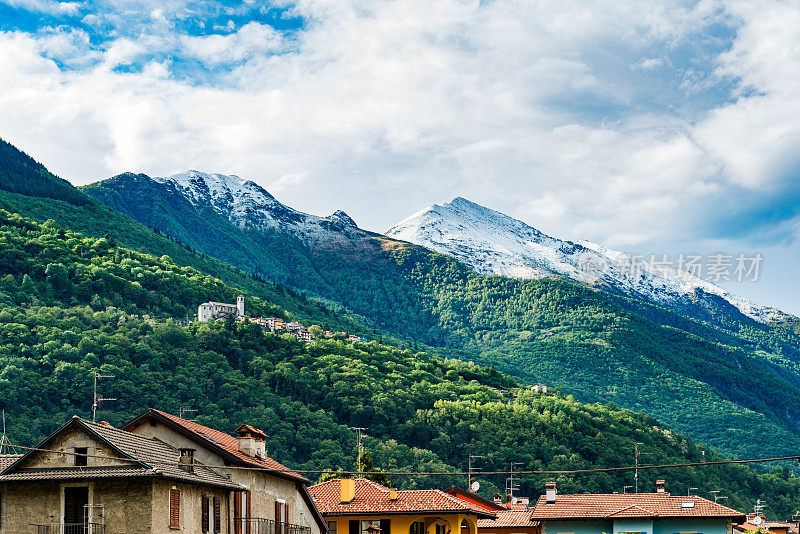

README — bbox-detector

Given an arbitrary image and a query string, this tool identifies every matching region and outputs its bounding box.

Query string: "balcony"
[234,518,312,534]
[31,524,106,534]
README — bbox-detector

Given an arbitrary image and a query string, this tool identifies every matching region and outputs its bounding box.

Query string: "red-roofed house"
[123,408,327,534]
[309,479,496,534]
[443,487,541,534]
[529,482,744,534]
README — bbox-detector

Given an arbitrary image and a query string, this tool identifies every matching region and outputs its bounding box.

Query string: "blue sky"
[0,0,798,314]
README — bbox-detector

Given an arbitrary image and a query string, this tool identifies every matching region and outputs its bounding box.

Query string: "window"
[328,521,339,534]
[435,525,447,534]
[213,497,221,533]
[411,522,425,534]
[74,447,88,466]
[169,488,181,528]
[202,495,209,533]
[361,520,381,534]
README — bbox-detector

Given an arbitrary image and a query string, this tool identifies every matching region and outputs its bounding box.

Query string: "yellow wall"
[326,513,479,534]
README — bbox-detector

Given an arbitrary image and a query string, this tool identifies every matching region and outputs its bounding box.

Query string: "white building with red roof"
[123,408,327,534]
[309,478,496,534]
[530,482,745,534]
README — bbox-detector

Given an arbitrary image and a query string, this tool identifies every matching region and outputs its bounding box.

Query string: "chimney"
[341,478,355,504]
[254,439,266,460]
[545,482,557,504]
[493,494,503,505]
[656,480,666,493]
[389,488,398,501]
[179,448,195,473]
[235,424,267,458]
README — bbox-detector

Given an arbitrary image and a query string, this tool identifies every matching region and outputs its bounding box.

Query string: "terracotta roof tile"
[133,409,306,483]
[478,509,537,528]
[309,479,496,518]
[530,493,745,520]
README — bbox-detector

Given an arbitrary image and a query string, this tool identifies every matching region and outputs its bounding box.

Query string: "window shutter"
[213,496,221,533]
[234,493,242,534]
[275,501,282,524]
[380,520,390,534]
[349,520,359,534]
[202,495,209,532]
[284,502,289,526]
[246,491,252,534]
[169,489,181,528]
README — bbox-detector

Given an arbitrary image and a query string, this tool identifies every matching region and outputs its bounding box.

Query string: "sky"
[0,0,798,314]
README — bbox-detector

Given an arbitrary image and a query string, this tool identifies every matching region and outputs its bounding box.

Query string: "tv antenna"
[92,370,116,422]
[349,427,368,467]
[0,410,14,454]
[506,461,524,499]
[623,486,633,494]
[688,487,698,496]
[179,408,198,420]
[634,443,652,493]
[468,454,483,491]
[710,491,727,503]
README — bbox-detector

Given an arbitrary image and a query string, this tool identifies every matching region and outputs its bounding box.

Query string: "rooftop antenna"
[688,487,698,496]
[349,427,368,471]
[634,443,652,493]
[0,410,14,454]
[623,486,633,494]
[179,407,198,420]
[468,454,484,491]
[754,499,766,517]
[92,370,116,422]
[506,461,524,499]
[710,491,727,503]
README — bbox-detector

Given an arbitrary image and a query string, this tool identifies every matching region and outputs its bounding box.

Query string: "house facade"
[123,409,326,534]
[530,482,745,534]
[442,488,540,534]
[0,416,240,534]
[308,478,496,534]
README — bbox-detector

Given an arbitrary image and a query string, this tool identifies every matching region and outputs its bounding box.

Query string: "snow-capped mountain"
[386,197,790,324]
[153,170,363,241]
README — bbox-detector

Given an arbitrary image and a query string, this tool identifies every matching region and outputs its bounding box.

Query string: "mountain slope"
[386,197,791,324]
[80,167,800,461]
[7,209,800,516]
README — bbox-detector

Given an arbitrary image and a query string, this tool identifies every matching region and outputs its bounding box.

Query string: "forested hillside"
[1,210,800,518]
[83,170,800,461]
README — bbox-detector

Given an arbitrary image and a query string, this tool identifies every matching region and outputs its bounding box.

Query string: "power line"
[6,442,800,477]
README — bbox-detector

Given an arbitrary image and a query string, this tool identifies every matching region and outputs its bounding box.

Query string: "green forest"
[1,210,800,518]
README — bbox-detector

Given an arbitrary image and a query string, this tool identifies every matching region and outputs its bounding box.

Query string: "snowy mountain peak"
[152,170,364,243]
[387,197,790,324]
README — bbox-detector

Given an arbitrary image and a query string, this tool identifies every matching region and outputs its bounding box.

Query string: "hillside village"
[198,296,365,344]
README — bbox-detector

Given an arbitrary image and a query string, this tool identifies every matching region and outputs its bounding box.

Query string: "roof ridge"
[607,503,657,517]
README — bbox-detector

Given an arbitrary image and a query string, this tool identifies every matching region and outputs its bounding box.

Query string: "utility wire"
[5,442,800,477]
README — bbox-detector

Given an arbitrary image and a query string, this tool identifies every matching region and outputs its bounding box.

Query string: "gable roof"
[0,417,239,490]
[309,478,496,518]
[530,493,745,521]
[122,408,307,483]
[443,486,507,512]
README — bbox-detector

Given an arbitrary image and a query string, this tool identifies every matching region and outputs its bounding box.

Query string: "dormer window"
[74,447,88,466]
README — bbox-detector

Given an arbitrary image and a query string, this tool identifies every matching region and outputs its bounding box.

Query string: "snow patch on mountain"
[153,170,361,241]
[386,197,790,324]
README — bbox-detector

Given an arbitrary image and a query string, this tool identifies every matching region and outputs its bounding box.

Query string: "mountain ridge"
[386,196,792,325]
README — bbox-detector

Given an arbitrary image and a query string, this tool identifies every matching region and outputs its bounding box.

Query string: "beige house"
[0,410,326,534]
[0,416,240,534]
[122,409,326,534]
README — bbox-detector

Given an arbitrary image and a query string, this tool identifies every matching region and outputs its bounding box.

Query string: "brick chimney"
[545,482,557,504]
[341,478,355,504]
[656,480,666,493]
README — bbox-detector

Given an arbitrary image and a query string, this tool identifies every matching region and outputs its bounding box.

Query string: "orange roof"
[122,408,306,483]
[478,509,538,529]
[309,479,496,518]
[530,493,745,520]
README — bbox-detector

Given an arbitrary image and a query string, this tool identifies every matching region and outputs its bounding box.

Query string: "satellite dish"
[471,481,480,492]
[751,516,763,526]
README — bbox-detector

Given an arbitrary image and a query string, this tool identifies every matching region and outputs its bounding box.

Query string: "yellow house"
[309,479,496,534]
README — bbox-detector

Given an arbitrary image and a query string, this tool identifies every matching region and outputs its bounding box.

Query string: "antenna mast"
[92,370,116,422]
[349,427,367,469]
[468,454,483,491]
[179,408,198,420]
[0,410,12,454]
[506,461,523,499]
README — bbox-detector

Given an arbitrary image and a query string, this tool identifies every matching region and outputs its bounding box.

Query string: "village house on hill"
[308,478,495,534]
[0,409,326,534]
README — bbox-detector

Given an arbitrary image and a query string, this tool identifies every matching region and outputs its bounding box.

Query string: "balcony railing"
[234,518,312,534]
[31,524,106,534]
